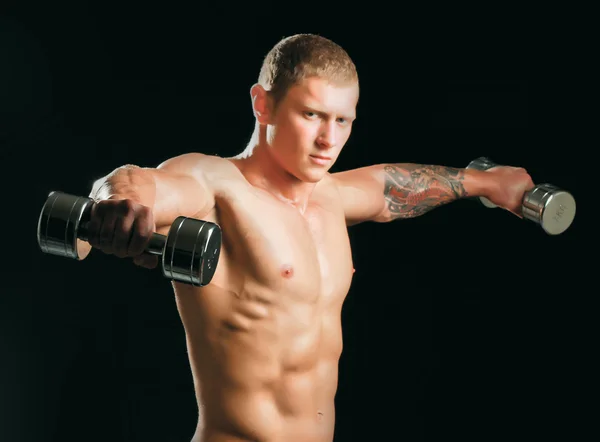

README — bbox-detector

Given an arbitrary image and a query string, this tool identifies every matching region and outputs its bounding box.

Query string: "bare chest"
[211,186,354,304]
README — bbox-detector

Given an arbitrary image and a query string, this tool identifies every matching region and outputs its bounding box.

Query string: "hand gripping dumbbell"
[466,157,576,235]
[37,191,222,287]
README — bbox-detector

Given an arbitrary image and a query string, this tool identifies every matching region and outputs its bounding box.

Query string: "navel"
[281,265,294,278]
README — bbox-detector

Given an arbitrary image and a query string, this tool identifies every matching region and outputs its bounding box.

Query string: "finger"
[112,209,135,258]
[526,178,536,192]
[85,203,103,248]
[503,205,523,218]
[133,254,158,269]
[98,207,117,253]
[128,207,154,256]
[514,193,525,218]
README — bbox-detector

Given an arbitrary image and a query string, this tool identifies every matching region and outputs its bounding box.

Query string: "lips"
[309,155,331,166]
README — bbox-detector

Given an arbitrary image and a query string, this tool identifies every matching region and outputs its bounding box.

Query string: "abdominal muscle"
[173,281,343,442]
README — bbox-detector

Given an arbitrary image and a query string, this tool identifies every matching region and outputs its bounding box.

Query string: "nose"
[317,120,336,149]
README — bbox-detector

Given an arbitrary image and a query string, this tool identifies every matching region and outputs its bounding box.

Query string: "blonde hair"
[258,33,358,108]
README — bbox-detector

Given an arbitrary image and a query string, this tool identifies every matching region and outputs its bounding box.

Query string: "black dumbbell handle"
[77,202,167,256]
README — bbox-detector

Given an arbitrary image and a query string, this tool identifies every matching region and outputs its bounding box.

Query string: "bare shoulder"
[157,152,244,188]
[157,152,231,176]
[313,173,346,206]
[321,172,345,196]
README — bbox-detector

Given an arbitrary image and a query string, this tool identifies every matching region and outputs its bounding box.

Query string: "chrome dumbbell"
[37,191,222,286]
[466,157,576,235]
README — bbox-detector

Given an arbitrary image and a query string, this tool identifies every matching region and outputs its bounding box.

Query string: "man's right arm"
[90,153,215,230]
[80,153,216,266]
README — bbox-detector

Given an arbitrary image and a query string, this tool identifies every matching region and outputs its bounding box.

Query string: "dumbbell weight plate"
[37,191,95,260]
[162,216,222,287]
[523,184,576,235]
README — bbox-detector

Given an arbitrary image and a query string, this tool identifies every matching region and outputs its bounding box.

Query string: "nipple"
[281,265,294,278]
[352,267,356,274]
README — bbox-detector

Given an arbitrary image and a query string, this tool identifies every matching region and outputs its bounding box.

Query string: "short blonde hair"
[258,34,358,107]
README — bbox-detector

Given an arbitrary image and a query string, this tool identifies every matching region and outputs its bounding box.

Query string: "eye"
[304,111,318,119]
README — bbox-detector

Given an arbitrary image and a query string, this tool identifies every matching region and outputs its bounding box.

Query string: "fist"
[85,198,158,268]
[485,166,535,216]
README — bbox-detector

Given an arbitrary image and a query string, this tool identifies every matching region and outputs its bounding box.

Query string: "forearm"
[375,163,493,221]
[90,164,210,228]
[91,165,156,203]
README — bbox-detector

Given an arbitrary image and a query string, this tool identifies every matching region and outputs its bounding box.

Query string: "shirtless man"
[82,34,534,441]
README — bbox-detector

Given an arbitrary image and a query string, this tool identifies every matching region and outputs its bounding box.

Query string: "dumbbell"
[466,157,576,235]
[37,191,222,287]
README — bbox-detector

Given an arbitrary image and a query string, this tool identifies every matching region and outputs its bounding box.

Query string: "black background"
[1,2,590,442]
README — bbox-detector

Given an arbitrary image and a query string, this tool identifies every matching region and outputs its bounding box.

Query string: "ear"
[250,83,272,125]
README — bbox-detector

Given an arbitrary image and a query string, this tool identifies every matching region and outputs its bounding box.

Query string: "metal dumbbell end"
[37,191,96,260]
[466,157,576,235]
[37,191,222,286]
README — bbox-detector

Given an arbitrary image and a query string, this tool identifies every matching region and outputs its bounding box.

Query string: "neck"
[234,124,316,212]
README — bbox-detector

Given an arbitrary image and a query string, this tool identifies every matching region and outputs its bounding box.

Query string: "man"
[82,34,534,442]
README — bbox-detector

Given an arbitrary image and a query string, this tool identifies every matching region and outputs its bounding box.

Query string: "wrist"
[463,168,497,199]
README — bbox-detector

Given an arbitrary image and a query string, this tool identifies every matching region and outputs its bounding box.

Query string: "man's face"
[266,76,358,183]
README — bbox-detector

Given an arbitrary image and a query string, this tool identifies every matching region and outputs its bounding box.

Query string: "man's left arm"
[332,162,533,226]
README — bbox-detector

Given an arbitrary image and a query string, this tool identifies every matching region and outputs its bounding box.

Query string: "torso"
[163,156,354,442]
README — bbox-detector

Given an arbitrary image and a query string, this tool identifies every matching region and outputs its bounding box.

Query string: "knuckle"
[119,199,136,213]
[137,212,154,235]
[133,218,147,237]
[94,201,108,217]
[139,205,153,223]
[116,200,129,215]
[141,204,152,216]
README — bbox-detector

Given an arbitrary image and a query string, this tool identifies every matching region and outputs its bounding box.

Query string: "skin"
[83,76,535,442]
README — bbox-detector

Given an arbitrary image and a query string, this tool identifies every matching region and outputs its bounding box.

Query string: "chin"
[296,166,328,183]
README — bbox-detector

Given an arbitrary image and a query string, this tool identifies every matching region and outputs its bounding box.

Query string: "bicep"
[332,165,387,226]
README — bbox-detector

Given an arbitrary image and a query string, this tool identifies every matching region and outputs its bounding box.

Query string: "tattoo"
[382,164,468,220]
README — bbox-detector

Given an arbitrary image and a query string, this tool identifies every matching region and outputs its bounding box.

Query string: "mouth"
[309,155,332,166]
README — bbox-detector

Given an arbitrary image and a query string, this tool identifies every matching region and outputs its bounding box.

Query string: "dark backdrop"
[1,2,588,442]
